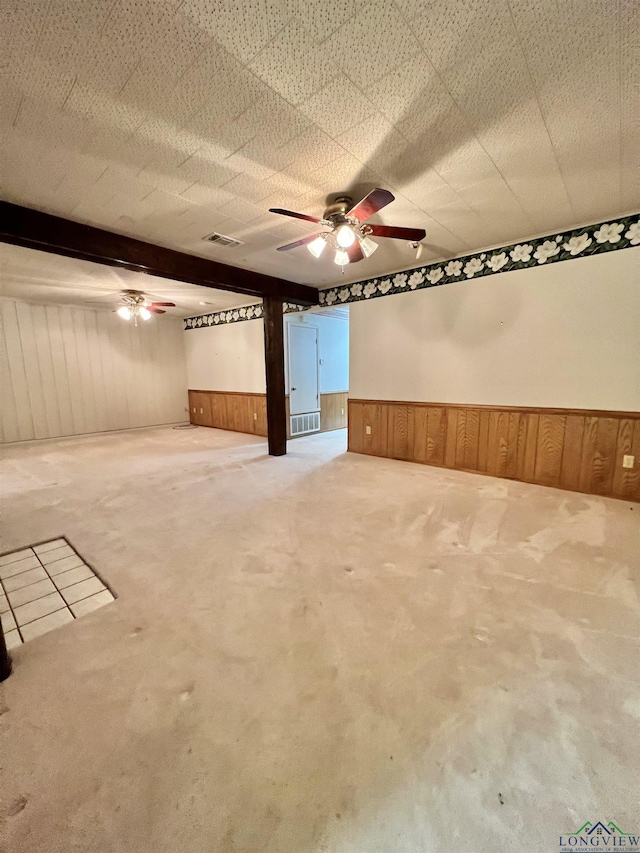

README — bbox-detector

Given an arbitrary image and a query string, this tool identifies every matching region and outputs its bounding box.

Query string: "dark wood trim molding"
[348,399,640,502]
[0,202,319,306]
[262,296,287,456]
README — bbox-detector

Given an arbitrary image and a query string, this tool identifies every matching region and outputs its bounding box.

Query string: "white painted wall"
[350,248,640,411]
[184,319,266,393]
[1,299,188,443]
[285,312,349,393]
[184,311,350,395]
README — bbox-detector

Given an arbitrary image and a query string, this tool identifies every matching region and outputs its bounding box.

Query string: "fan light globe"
[360,236,378,257]
[335,224,356,248]
[139,306,151,321]
[307,235,327,258]
[117,306,132,320]
[334,248,350,266]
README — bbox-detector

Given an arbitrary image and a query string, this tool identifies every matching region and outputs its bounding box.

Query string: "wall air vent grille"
[203,232,243,248]
[290,412,321,437]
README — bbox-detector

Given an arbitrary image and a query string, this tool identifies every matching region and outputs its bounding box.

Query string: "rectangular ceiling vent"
[290,412,321,437]
[203,232,243,248]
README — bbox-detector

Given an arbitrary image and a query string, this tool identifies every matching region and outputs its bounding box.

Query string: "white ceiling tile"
[181,0,291,65]
[262,171,312,200]
[248,19,335,105]
[216,198,266,224]
[306,152,371,195]
[93,165,153,202]
[178,42,270,125]
[34,1,115,77]
[179,183,235,208]
[392,0,425,19]
[219,172,273,203]
[64,83,145,138]
[336,114,405,164]
[364,53,442,125]
[328,3,422,87]
[176,151,239,189]
[225,139,294,177]
[7,55,75,111]
[136,165,194,198]
[284,0,357,42]
[13,98,96,152]
[0,86,24,128]
[3,2,47,61]
[298,75,377,137]
[279,127,347,178]
[81,128,131,160]
[139,188,193,219]
[99,0,177,56]
[74,37,141,95]
[2,0,633,289]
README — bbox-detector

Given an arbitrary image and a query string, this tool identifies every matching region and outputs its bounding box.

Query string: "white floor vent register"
[290,412,321,436]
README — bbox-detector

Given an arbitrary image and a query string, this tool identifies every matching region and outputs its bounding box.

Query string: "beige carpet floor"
[1,425,638,853]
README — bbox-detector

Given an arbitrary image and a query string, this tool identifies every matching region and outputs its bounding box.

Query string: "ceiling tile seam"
[503,0,578,220]
[59,77,79,113]
[115,59,143,98]
[233,13,296,69]
[96,0,121,40]
[183,212,640,328]
[32,0,54,55]
[307,7,361,47]
[11,95,25,129]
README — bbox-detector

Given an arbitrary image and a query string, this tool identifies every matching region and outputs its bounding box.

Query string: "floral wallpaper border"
[184,214,639,329]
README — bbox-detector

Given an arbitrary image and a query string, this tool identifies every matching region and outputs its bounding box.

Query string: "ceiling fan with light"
[85,289,175,325]
[269,189,426,267]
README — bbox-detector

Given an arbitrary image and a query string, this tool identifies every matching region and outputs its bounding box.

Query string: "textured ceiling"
[0,244,257,317]
[2,0,638,291]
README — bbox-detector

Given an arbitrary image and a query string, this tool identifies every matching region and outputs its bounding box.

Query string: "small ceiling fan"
[85,290,175,325]
[269,189,426,266]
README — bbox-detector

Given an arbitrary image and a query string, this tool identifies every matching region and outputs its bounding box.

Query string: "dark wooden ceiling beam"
[0,202,319,306]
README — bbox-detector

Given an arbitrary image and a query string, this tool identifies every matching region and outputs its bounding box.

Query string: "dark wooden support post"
[263,296,287,456]
[0,621,12,682]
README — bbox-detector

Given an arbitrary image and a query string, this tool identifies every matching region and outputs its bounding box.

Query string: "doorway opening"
[284,306,349,441]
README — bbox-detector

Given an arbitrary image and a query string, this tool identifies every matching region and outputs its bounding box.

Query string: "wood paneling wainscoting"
[319,392,348,433]
[348,399,640,501]
[189,390,268,436]
[189,390,348,438]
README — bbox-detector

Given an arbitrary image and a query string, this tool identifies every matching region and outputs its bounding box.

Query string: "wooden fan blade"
[347,188,395,223]
[269,208,322,224]
[147,307,166,314]
[149,302,175,307]
[367,224,426,241]
[347,242,365,263]
[276,234,321,251]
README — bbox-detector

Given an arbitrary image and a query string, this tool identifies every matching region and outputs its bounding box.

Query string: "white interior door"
[288,324,319,415]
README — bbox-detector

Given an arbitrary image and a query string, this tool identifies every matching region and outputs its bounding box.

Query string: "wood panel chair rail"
[348,399,640,502]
